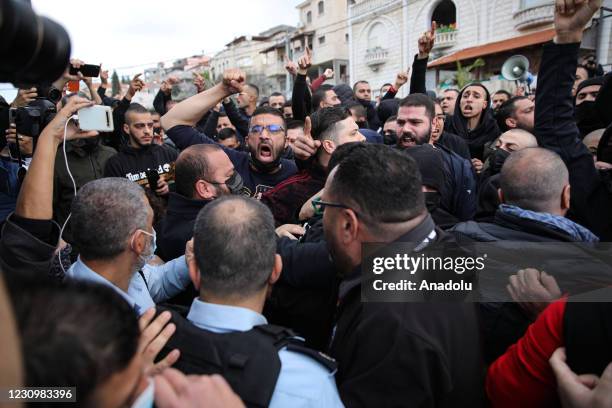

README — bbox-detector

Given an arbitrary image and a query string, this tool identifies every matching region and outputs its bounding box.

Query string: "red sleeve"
[310,75,327,92]
[486,298,567,408]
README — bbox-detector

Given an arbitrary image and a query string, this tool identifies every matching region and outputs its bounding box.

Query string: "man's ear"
[321,139,335,155]
[130,230,146,256]
[123,123,130,135]
[188,256,201,290]
[268,254,282,286]
[561,184,571,211]
[498,188,505,204]
[505,117,517,129]
[194,180,216,200]
[340,208,360,244]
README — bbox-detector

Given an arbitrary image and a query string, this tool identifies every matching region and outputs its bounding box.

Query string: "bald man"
[157,144,243,261]
[477,129,539,218]
[451,147,600,362]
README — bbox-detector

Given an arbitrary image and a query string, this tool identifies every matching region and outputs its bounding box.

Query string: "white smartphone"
[78,105,114,132]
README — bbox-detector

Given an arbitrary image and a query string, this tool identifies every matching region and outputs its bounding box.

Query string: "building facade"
[349,0,612,96]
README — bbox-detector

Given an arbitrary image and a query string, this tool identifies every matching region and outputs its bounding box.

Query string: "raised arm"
[161,69,245,131]
[534,0,609,238]
[291,48,313,121]
[410,22,436,95]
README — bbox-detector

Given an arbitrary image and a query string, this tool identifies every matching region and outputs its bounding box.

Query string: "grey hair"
[500,147,569,213]
[71,178,148,260]
[193,196,276,299]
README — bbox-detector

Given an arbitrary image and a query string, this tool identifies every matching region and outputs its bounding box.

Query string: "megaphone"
[501,55,530,81]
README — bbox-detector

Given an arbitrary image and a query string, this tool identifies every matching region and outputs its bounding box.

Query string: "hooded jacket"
[103,143,178,186]
[445,83,501,160]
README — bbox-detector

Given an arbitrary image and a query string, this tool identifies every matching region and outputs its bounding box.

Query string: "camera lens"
[0,0,71,84]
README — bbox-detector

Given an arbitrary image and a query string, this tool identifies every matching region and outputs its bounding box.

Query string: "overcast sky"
[1,1,300,99]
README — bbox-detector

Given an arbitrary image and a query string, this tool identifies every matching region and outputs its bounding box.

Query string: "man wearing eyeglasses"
[162,69,297,198]
[431,100,471,160]
[320,143,484,407]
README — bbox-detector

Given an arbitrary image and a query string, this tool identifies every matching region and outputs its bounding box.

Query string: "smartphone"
[146,170,160,191]
[69,64,101,78]
[78,106,114,132]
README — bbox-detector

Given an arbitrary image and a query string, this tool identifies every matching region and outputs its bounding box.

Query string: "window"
[318,1,324,15]
[318,36,326,45]
[431,0,456,27]
[307,11,312,23]
[367,23,386,49]
[345,33,349,42]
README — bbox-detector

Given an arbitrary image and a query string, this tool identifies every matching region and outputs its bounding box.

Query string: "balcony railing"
[433,29,458,50]
[365,47,389,71]
[513,2,555,31]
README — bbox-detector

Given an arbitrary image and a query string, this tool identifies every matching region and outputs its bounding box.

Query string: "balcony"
[433,29,458,50]
[513,2,555,31]
[365,47,389,71]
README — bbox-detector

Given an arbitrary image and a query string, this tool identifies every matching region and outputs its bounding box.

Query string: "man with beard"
[104,103,178,196]
[396,94,477,221]
[66,177,192,315]
[261,107,365,225]
[53,133,117,244]
[491,90,511,112]
[431,100,471,159]
[162,69,297,197]
[321,143,484,407]
[157,144,244,261]
[495,96,535,133]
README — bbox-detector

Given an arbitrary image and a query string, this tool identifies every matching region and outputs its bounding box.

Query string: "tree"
[111,70,121,97]
[454,58,485,89]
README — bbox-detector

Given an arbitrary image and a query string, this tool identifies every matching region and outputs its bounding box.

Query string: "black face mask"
[491,148,511,175]
[383,130,398,145]
[249,153,282,174]
[225,171,249,196]
[575,101,603,138]
[424,192,441,213]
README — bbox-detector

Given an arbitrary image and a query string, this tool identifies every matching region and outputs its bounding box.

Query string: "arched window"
[367,22,386,49]
[318,1,324,15]
[431,0,456,27]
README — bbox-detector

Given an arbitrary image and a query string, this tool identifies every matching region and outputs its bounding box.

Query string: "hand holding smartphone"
[77,106,114,132]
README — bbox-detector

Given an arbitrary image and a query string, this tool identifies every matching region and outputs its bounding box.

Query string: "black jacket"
[445,85,500,160]
[438,131,471,160]
[451,210,611,362]
[330,215,485,407]
[103,144,178,186]
[534,42,612,240]
[158,193,208,261]
[53,142,116,244]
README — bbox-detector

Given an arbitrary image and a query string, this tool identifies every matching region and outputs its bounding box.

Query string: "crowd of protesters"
[1,0,612,407]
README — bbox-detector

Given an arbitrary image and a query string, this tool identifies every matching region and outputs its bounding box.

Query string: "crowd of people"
[1,0,612,406]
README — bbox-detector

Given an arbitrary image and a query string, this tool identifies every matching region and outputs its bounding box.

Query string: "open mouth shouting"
[258,143,274,162]
[398,132,416,148]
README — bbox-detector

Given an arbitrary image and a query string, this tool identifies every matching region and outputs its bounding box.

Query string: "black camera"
[12,98,57,138]
[0,0,71,85]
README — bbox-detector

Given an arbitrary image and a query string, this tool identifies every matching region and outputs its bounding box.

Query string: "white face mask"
[131,228,157,270]
[131,378,154,408]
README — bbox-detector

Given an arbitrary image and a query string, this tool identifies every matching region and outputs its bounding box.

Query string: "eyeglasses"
[248,124,285,135]
[311,197,352,216]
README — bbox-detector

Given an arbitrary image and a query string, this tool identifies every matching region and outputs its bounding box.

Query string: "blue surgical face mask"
[139,229,157,264]
[130,378,154,408]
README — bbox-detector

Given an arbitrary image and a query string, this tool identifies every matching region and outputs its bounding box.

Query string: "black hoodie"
[445,83,500,160]
[104,143,178,186]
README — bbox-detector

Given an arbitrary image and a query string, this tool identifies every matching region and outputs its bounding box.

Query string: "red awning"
[428,28,555,68]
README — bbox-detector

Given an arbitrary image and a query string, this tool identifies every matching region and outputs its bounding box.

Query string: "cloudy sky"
[32,0,299,74]
[0,0,299,99]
